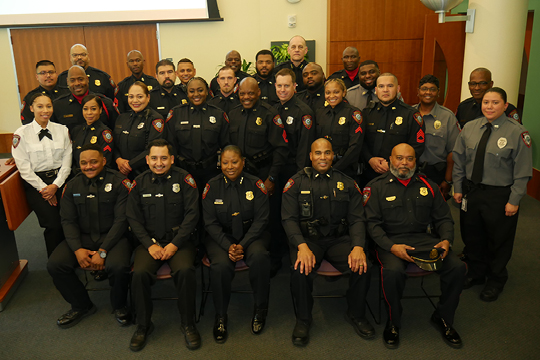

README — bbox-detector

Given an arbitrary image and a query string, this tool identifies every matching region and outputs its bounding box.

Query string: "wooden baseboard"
[0,260,28,311]
[527,168,540,201]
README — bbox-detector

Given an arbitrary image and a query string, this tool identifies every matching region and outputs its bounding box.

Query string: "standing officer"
[274,36,309,92]
[413,75,460,199]
[47,144,132,328]
[208,66,241,115]
[21,60,70,124]
[127,139,201,351]
[58,44,117,100]
[254,50,279,106]
[297,63,326,113]
[328,47,361,89]
[52,65,119,136]
[176,58,197,98]
[116,50,159,113]
[209,50,251,96]
[346,60,380,111]
[361,73,425,187]
[364,143,466,349]
[148,59,187,118]
[453,87,532,302]
[282,138,374,346]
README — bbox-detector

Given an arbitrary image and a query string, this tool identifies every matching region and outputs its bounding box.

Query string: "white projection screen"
[0,0,213,27]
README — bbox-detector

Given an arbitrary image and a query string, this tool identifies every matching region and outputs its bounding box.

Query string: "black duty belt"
[35,168,60,178]
[185,155,219,170]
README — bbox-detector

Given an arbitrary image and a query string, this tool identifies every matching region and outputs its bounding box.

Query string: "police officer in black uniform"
[47,144,132,328]
[58,44,117,101]
[21,60,70,124]
[208,66,241,115]
[114,82,166,179]
[127,139,201,351]
[116,50,159,113]
[274,36,309,92]
[72,95,114,172]
[297,63,326,113]
[209,50,251,96]
[52,65,119,136]
[176,58,197,99]
[254,50,279,106]
[282,138,374,346]
[361,73,425,187]
[166,77,229,188]
[202,145,271,343]
[328,47,361,89]
[148,59,188,118]
[364,143,466,349]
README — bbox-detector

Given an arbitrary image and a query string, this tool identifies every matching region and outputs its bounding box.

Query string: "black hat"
[409,246,445,271]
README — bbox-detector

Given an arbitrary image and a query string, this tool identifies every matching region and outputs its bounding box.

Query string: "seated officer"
[364,143,466,349]
[47,144,132,328]
[127,139,200,352]
[282,138,374,346]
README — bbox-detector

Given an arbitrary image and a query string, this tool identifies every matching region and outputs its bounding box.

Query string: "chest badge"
[324,101,329,107]
[104,183,112,192]
[209,116,216,124]
[434,120,442,130]
[147,85,153,91]
[386,196,396,201]
[338,117,346,125]
[337,182,344,191]
[172,183,180,193]
[95,79,101,86]
[256,117,263,125]
[90,136,97,144]
[246,191,254,200]
[498,137,507,149]
[420,187,428,196]
[395,117,403,125]
[286,116,294,125]
[137,122,145,129]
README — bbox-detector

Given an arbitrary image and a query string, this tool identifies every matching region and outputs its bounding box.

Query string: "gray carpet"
[1,196,540,359]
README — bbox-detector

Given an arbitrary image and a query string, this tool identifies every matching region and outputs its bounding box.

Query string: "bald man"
[209,50,252,96]
[274,36,309,92]
[116,50,159,113]
[297,62,326,112]
[364,143,465,349]
[58,44,117,100]
[328,47,361,89]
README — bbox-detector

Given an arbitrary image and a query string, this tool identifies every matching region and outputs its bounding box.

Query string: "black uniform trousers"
[422,162,446,185]
[290,235,371,322]
[460,184,517,290]
[47,236,131,311]
[375,242,466,328]
[204,232,271,316]
[131,241,197,326]
[23,180,64,257]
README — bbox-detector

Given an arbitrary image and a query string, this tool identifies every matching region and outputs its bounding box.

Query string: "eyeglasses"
[419,86,438,92]
[37,71,56,76]
[468,81,490,87]
[71,53,88,59]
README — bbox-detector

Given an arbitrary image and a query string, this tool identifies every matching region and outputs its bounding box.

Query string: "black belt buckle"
[45,169,58,178]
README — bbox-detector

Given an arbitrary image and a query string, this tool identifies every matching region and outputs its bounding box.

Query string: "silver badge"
[497,137,507,149]
[172,183,180,193]
[286,116,294,125]
[209,116,216,124]
[137,122,145,129]
[104,183,112,192]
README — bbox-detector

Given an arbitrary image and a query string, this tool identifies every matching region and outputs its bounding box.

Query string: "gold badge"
[95,79,101,86]
[147,85,153,91]
[338,117,346,125]
[420,187,428,196]
[395,117,403,125]
[246,191,254,200]
[324,101,329,107]
[430,249,438,259]
[337,182,344,191]
[104,183,112,192]
[256,117,263,125]
[172,183,180,193]
[90,136,97,144]
[434,120,442,130]
[386,196,396,201]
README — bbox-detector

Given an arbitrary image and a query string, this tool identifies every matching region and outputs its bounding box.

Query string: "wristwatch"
[444,179,453,185]
[98,250,107,259]
[268,176,276,183]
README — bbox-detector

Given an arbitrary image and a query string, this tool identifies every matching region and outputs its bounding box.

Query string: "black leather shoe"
[129,323,154,352]
[431,312,463,348]
[57,303,97,329]
[383,321,399,349]
[181,324,201,350]
[345,312,375,339]
[463,277,485,289]
[251,308,268,335]
[480,286,502,302]
[114,306,132,326]
[213,315,228,344]
[292,319,310,346]
[93,270,108,282]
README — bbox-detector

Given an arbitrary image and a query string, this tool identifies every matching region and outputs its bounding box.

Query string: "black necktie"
[88,179,100,242]
[192,108,202,161]
[372,107,388,156]
[229,182,243,241]
[366,91,374,110]
[155,179,166,240]
[238,111,248,153]
[39,129,52,141]
[471,122,493,184]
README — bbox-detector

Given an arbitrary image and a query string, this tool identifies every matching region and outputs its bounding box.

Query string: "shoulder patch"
[354,181,362,194]
[152,119,164,132]
[12,134,21,149]
[223,113,229,123]
[273,115,284,128]
[256,179,267,194]
[414,112,423,126]
[110,78,117,89]
[353,110,363,125]
[362,186,371,205]
[417,128,425,143]
[509,109,521,123]
[521,131,532,148]
[122,179,133,190]
[283,178,294,193]
[166,110,173,122]
[202,183,210,199]
[102,129,113,143]
[184,174,197,188]
[302,115,312,129]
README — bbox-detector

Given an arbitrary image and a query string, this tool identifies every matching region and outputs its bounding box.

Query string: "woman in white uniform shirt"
[12,93,72,257]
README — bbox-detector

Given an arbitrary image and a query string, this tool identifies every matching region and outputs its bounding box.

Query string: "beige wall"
[1,29,23,133]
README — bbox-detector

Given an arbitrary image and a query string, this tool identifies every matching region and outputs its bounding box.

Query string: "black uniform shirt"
[328,68,359,89]
[58,66,117,100]
[148,85,188,118]
[21,84,70,124]
[71,120,114,171]
[363,171,454,252]
[60,168,130,252]
[281,167,366,248]
[209,70,251,96]
[254,73,280,107]
[274,60,308,92]
[297,85,326,113]
[127,167,199,248]
[116,73,160,113]
[202,172,269,250]
[455,97,521,127]
[207,91,241,115]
